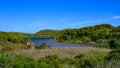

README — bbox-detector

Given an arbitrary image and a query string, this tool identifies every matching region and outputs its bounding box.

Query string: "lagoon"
[27,38,93,48]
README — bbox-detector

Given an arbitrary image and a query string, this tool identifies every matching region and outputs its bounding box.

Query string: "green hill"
[54,24,120,44]
[33,29,60,38]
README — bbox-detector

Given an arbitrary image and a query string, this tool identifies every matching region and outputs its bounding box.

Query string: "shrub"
[61,58,75,66]
[24,44,32,49]
[109,40,120,49]
[74,54,89,68]
[38,55,63,68]
[38,62,49,68]
[35,42,51,49]
[12,55,37,68]
[105,49,120,68]
[107,49,120,60]
[81,37,92,43]
[114,42,120,49]
[0,54,6,68]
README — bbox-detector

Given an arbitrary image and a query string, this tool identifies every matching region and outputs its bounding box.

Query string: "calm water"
[26,38,93,48]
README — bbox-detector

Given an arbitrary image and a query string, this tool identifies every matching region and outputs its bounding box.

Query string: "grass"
[1,46,116,68]
[10,47,110,59]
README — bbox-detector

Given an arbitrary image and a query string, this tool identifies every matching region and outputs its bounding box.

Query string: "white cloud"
[71,16,120,26]
[71,20,100,26]
[111,16,120,19]
[103,16,120,21]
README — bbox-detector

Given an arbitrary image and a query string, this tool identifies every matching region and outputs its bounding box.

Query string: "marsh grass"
[0,47,115,68]
[11,47,110,59]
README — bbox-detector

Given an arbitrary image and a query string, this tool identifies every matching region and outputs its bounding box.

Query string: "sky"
[0,0,120,33]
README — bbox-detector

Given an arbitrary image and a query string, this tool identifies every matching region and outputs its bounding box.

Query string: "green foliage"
[74,54,89,68]
[54,24,119,44]
[13,55,37,68]
[1,23,120,68]
[35,42,51,49]
[107,49,120,60]
[0,49,120,68]
[47,24,120,49]
[0,32,30,44]
[0,52,37,68]
[1,24,120,49]
[108,40,120,49]
[114,42,120,49]
[61,58,75,67]
[0,53,6,68]
[33,29,59,38]
[38,55,63,68]
[73,51,107,68]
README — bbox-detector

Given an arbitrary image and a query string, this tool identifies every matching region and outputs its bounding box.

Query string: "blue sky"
[0,0,120,33]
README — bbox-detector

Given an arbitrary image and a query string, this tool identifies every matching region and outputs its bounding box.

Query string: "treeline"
[33,29,59,38]
[33,24,120,44]
[54,24,120,43]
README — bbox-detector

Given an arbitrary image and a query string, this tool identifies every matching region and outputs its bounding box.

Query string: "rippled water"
[27,38,93,48]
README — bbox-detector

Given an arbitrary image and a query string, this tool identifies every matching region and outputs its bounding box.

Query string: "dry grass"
[11,47,110,59]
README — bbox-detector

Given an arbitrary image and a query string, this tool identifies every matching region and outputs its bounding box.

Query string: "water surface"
[27,38,93,48]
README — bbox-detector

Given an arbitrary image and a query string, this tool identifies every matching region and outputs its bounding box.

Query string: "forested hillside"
[0,24,120,68]
[54,24,120,44]
[33,29,59,38]
[0,24,120,48]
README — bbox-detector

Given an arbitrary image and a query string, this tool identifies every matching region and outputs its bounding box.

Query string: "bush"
[114,42,120,49]
[0,54,6,68]
[109,40,120,49]
[35,42,51,49]
[61,58,75,66]
[24,44,32,49]
[107,49,120,60]
[38,55,63,68]
[38,62,49,68]
[13,55,37,68]
[74,54,89,68]
[79,37,92,43]
[0,53,38,68]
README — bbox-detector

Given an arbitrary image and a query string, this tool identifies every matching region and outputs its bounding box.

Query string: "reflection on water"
[26,38,93,48]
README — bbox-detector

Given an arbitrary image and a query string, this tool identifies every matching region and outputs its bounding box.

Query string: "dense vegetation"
[0,24,120,49]
[0,31,31,44]
[0,49,120,68]
[54,24,120,43]
[0,23,120,68]
[35,42,51,49]
[33,29,59,38]
[32,24,120,48]
[51,24,120,48]
[1,24,119,47]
